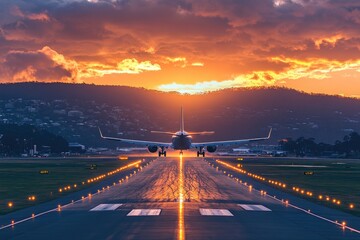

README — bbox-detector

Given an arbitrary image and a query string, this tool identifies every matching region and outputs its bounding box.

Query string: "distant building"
[69,142,86,153]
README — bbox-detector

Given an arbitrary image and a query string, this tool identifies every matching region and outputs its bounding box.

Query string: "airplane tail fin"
[151,108,214,135]
[180,106,184,132]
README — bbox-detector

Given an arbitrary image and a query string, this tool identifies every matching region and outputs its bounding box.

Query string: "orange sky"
[1,0,360,96]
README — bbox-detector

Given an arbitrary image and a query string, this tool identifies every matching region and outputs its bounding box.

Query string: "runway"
[1,157,359,240]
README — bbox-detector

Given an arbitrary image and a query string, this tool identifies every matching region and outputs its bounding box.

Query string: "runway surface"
[1,157,360,240]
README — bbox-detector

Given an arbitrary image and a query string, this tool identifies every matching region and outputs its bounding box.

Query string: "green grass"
[223,157,360,216]
[0,157,143,214]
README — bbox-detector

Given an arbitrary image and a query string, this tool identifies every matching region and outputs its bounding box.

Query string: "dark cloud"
[0,47,78,82]
[2,0,358,56]
[1,0,360,86]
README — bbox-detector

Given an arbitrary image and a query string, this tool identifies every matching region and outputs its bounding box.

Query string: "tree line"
[279,132,360,158]
[0,124,68,156]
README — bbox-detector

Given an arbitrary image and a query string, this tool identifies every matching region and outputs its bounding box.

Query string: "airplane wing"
[192,128,272,147]
[99,128,172,147]
[151,130,214,135]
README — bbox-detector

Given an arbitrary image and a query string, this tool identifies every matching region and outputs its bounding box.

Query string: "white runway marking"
[199,208,233,216]
[238,204,271,211]
[90,204,123,211]
[127,209,161,216]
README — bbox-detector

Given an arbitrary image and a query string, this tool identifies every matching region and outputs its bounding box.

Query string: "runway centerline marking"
[178,155,185,240]
[199,208,234,216]
[238,204,271,211]
[127,209,161,216]
[90,204,123,211]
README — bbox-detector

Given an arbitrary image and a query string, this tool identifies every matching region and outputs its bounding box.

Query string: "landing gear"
[197,151,205,157]
[197,147,205,157]
[158,147,167,157]
[158,151,166,157]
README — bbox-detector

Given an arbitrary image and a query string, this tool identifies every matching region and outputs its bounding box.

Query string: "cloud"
[164,57,204,68]
[0,46,78,82]
[116,58,161,73]
[1,0,360,95]
[270,56,360,80]
[165,57,187,68]
[191,62,204,67]
[158,72,277,94]
[0,46,162,82]
[11,6,50,21]
[158,56,360,94]
[82,58,161,77]
[158,80,236,94]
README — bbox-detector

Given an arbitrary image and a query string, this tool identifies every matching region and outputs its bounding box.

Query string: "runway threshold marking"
[127,209,161,216]
[199,208,234,216]
[238,204,272,211]
[90,204,123,211]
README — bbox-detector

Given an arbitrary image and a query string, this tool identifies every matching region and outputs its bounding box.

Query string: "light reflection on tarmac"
[1,157,360,240]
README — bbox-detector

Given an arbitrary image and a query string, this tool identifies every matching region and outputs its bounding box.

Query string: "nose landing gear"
[158,147,167,157]
[197,151,205,157]
[197,147,205,157]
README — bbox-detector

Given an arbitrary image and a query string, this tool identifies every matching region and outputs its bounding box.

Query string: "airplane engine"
[147,145,158,153]
[206,145,217,153]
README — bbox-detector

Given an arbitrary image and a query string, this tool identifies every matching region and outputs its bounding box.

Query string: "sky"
[0,0,360,96]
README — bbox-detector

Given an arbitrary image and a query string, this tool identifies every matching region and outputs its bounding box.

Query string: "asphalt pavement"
[0,157,359,240]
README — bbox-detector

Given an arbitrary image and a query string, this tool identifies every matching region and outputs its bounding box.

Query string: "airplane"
[99,108,272,157]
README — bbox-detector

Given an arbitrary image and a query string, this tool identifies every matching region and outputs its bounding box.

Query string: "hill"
[0,82,359,147]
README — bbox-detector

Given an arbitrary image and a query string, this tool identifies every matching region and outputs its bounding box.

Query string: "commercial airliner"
[99,108,272,157]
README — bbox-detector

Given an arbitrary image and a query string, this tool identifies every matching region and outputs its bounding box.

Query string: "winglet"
[98,127,104,138]
[267,128,272,139]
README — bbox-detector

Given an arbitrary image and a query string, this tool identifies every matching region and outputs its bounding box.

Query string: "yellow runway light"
[342,221,346,229]
[28,196,36,201]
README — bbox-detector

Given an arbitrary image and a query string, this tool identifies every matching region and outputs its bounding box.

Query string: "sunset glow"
[1,0,360,96]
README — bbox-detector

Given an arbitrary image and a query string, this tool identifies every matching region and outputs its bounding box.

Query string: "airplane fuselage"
[99,107,271,157]
[171,131,192,150]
